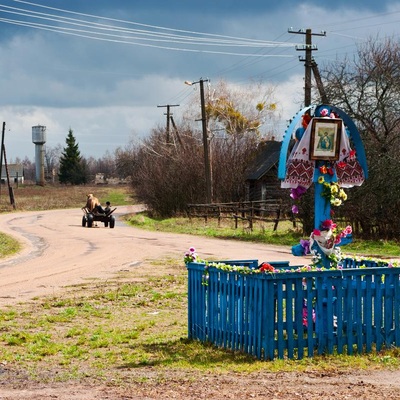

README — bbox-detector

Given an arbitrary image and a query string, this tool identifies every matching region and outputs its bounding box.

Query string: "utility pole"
[157,104,179,143]
[199,79,212,204]
[311,59,329,104]
[0,122,5,197]
[169,116,183,147]
[288,28,326,107]
[185,78,212,204]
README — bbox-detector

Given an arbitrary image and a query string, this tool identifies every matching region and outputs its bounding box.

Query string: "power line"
[0,1,301,58]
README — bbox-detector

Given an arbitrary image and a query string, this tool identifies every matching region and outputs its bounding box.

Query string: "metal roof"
[246,140,282,181]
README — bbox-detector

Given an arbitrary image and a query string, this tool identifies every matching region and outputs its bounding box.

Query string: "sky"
[0,0,400,161]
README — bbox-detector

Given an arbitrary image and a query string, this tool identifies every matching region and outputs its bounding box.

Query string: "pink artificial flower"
[320,108,329,117]
[334,236,342,244]
[313,229,321,236]
[321,219,336,230]
[344,226,352,235]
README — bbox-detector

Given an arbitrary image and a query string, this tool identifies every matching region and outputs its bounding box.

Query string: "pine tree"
[58,129,87,184]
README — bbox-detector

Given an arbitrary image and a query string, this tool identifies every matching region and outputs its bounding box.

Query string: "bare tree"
[321,36,400,238]
[44,144,62,182]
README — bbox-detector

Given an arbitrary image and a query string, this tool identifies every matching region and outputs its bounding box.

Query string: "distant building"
[245,140,283,202]
[1,164,24,184]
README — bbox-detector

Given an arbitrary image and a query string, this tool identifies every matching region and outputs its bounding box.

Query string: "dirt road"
[0,206,309,307]
[1,207,400,400]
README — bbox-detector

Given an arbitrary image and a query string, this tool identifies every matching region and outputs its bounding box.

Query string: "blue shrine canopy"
[278,104,368,181]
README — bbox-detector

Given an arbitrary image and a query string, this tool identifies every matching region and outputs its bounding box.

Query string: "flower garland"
[183,248,400,284]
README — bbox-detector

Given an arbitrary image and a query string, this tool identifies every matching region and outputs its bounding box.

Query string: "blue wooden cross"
[278,104,368,268]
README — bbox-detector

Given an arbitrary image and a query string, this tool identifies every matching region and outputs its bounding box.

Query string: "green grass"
[2,187,400,386]
[1,264,400,384]
[0,232,22,258]
[126,213,400,258]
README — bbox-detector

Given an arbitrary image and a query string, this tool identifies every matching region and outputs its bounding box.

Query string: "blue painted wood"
[278,104,368,184]
[187,260,400,360]
[364,275,373,353]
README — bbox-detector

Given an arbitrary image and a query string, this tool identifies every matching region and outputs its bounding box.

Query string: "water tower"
[32,125,46,186]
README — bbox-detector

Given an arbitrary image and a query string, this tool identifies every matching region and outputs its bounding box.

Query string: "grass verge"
[1,258,400,386]
[1,187,400,386]
[125,213,400,258]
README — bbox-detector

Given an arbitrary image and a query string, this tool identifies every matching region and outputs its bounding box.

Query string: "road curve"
[0,206,310,307]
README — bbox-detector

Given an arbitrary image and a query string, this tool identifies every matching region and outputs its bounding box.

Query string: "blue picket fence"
[186,259,400,360]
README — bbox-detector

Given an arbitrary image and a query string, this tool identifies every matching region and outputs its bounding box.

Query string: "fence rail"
[187,259,400,360]
[187,200,294,231]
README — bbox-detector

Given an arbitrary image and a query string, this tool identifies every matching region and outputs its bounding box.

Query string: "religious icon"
[310,118,341,161]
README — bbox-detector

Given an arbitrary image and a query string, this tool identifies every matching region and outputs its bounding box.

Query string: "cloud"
[0,0,399,161]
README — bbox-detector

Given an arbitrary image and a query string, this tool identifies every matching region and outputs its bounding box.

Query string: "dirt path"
[0,207,400,399]
[0,206,309,307]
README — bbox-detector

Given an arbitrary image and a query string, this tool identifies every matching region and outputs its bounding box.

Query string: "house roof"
[245,140,282,181]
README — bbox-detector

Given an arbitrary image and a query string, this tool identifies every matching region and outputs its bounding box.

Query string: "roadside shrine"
[278,103,368,265]
[186,105,400,360]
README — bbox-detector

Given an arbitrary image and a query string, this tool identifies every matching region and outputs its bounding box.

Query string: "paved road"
[0,206,309,307]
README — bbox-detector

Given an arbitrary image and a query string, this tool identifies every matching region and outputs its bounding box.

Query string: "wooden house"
[1,164,24,184]
[245,140,285,202]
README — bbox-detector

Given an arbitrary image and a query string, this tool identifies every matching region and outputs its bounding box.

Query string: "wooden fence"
[187,199,295,231]
[186,259,400,360]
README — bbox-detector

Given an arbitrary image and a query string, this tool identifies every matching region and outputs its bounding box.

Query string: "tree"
[320,36,400,239]
[44,144,62,182]
[115,141,137,179]
[129,125,206,217]
[204,80,279,137]
[58,129,88,185]
[122,80,280,217]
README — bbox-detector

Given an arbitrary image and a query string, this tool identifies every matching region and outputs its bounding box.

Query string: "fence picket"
[187,260,400,360]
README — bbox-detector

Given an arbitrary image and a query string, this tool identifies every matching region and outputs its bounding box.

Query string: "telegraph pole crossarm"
[157,104,179,143]
[288,28,326,107]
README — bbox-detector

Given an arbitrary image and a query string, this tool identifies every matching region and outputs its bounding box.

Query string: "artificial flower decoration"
[184,247,198,264]
[320,181,347,207]
[319,165,328,174]
[259,262,275,273]
[319,164,334,176]
[320,108,329,117]
[321,219,337,230]
[292,205,299,214]
[300,239,311,255]
[290,185,307,200]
